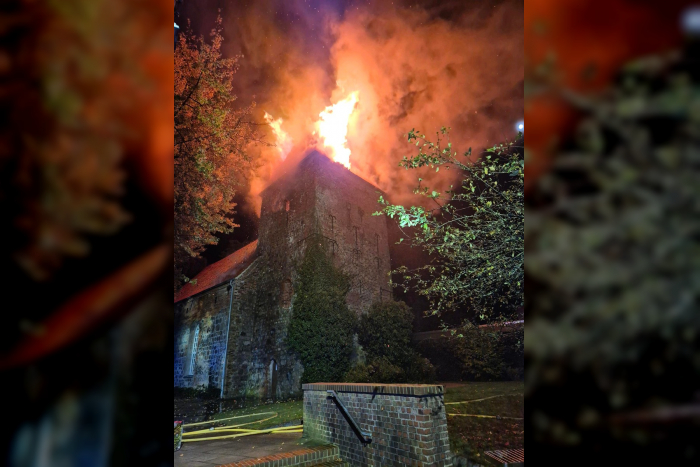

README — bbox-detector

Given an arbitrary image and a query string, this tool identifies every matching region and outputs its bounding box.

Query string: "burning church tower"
[174,150,392,399]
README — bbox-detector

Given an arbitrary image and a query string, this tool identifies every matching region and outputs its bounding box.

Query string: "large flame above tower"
[315,92,359,169]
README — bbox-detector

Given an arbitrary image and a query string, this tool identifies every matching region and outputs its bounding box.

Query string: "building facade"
[174,151,392,400]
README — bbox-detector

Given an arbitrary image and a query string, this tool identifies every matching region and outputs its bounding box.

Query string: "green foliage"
[287,236,356,384]
[344,355,436,384]
[405,353,437,383]
[347,300,436,383]
[374,128,524,328]
[174,17,264,291]
[526,47,700,450]
[344,357,404,384]
[357,301,415,367]
[417,326,523,382]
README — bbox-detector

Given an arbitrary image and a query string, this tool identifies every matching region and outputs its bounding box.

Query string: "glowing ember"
[316,92,359,169]
[264,111,293,160]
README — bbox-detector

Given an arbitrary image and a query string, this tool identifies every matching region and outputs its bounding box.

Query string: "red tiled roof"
[174,240,258,303]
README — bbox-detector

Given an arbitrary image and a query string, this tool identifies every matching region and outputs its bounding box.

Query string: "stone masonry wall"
[313,157,393,315]
[174,282,231,390]
[222,257,304,400]
[175,151,395,400]
[259,151,393,316]
[303,383,452,467]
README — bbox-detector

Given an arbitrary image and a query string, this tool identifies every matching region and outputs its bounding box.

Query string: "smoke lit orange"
[264,111,293,160]
[316,92,358,169]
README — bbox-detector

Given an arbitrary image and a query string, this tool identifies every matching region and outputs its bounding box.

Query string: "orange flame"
[264,111,293,160]
[316,92,359,169]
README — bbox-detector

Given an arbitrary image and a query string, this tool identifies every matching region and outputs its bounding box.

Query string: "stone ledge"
[302,383,444,396]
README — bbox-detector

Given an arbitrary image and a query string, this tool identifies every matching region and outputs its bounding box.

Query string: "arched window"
[186,324,199,376]
[280,279,293,308]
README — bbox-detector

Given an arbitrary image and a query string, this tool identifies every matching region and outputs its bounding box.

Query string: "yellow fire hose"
[183,413,279,434]
[181,411,303,442]
[183,412,278,428]
[182,425,303,442]
[444,394,518,405]
[444,393,523,420]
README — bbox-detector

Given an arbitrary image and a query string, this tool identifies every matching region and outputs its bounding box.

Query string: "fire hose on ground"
[445,394,524,420]
[180,412,303,442]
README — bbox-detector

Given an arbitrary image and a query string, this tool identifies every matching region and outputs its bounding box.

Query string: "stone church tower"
[174,150,392,400]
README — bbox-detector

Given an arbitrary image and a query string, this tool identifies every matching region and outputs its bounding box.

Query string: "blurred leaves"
[525,45,700,452]
[0,0,163,280]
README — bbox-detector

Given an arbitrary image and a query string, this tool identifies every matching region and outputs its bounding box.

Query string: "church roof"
[174,240,258,303]
[260,149,386,198]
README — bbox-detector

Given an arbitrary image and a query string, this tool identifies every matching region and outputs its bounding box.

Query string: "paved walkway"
[175,432,313,467]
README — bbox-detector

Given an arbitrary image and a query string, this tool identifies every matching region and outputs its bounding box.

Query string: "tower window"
[375,233,380,254]
[285,200,290,212]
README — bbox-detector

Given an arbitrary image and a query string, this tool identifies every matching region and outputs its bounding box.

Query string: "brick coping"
[216,444,338,467]
[302,383,444,396]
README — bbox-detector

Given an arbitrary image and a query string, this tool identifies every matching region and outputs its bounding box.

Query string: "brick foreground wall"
[303,383,452,467]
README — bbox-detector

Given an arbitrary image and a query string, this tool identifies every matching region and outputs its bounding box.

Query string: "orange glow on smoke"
[264,111,293,160]
[316,92,359,169]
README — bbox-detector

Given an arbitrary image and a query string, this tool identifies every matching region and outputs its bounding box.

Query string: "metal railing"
[326,390,372,444]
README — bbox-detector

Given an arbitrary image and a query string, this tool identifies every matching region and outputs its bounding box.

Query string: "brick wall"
[303,383,452,467]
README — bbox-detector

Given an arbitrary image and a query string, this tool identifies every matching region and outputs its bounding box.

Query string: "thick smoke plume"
[179,0,522,216]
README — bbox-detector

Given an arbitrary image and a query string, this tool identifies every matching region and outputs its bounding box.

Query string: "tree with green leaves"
[357,301,415,367]
[287,235,357,384]
[347,300,436,383]
[374,127,524,332]
[174,17,263,291]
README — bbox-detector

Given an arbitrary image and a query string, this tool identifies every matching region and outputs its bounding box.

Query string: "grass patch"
[444,381,524,464]
[205,400,303,431]
[444,381,524,404]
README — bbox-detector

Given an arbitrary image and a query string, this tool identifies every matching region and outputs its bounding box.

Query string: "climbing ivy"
[287,234,357,384]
